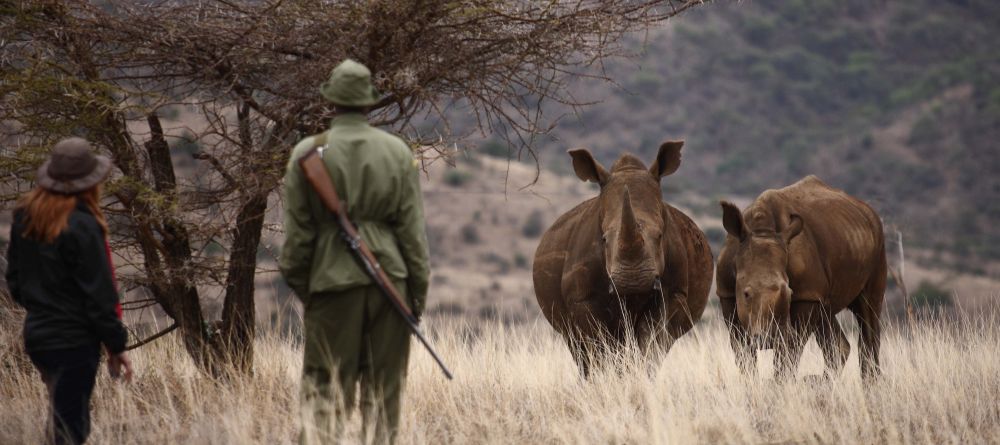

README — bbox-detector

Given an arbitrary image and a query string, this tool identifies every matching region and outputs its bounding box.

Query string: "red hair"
[17,185,107,243]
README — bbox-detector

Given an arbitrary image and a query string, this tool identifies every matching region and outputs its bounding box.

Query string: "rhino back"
[774,176,885,306]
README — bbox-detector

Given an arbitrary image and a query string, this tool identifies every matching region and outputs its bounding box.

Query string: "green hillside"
[529,0,1000,272]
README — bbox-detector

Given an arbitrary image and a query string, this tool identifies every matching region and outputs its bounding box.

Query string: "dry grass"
[1,311,999,444]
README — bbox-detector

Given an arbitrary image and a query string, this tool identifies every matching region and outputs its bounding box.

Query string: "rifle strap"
[313,131,328,148]
[306,130,339,208]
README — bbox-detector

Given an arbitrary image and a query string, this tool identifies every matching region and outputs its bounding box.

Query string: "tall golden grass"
[2,311,998,444]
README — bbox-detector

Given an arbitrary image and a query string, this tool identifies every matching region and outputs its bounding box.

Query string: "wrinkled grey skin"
[533,141,713,376]
[717,175,887,381]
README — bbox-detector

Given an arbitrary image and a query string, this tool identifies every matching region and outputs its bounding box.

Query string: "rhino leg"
[633,294,677,370]
[851,291,885,380]
[636,317,675,376]
[774,301,816,382]
[815,312,850,377]
[720,297,756,376]
[849,251,887,380]
[565,335,593,378]
[773,338,806,383]
[850,297,882,380]
[642,336,675,377]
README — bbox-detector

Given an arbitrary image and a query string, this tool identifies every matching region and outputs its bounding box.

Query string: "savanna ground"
[2,309,998,445]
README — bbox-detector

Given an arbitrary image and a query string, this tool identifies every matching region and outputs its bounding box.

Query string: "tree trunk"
[137,115,214,370]
[219,192,268,374]
[216,102,281,374]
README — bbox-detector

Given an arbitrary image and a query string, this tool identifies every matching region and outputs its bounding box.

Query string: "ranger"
[280,59,430,444]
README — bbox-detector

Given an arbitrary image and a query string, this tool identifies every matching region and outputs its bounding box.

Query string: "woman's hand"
[108,352,134,383]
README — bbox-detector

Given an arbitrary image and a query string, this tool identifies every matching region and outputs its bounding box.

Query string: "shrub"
[631,71,662,95]
[908,112,944,146]
[158,105,181,121]
[205,240,225,257]
[172,130,200,157]
[460,224,480,244]
[704,227,727,251]
[521,210,545,238]
[480,252,511,274]
[911,280,953,308]
[480,140,510,159]
[444,169,473,188]
[513,252,529,269]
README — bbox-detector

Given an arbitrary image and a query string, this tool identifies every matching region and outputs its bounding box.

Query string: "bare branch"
[126,323,179,351]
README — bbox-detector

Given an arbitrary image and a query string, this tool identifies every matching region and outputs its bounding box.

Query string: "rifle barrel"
[347,232,453,380]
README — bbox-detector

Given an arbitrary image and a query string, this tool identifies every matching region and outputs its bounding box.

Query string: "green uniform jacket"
[280,113,430,315]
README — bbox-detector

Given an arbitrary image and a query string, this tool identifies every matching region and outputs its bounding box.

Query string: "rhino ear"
[782,214,803,244]
[720,200,747,241]
[568,148,609,185]
[650,140,684,179]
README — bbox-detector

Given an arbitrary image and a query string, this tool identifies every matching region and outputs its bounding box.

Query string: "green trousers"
[300,281,411,444]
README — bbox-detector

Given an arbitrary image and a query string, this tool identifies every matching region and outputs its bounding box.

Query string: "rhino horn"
[617,187,644,258]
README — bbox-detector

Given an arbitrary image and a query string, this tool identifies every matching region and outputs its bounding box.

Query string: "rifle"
[297,143,453,380]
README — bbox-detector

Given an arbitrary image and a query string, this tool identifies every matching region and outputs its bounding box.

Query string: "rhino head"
[568,141,684,299]
[720,200,803,338]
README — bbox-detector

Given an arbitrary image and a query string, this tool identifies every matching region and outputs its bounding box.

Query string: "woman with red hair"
[5,137,132,445]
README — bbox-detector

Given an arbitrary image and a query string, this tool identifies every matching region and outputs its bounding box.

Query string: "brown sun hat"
[36,137,113,194]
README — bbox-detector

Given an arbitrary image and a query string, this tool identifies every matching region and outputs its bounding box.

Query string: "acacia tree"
[0,0,712,375]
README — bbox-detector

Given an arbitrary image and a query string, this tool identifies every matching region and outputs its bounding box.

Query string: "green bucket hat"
[319,59,380,107]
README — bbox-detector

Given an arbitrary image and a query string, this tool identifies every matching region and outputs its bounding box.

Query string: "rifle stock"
[297,147,453,380]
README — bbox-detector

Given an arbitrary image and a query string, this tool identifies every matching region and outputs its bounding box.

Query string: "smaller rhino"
[717,176,887,380]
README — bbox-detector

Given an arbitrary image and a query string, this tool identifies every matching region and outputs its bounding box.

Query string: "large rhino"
[533,141,713,376]
[717,175,887,380]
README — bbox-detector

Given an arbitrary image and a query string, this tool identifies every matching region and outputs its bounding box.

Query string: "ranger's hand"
[108,352,134,383]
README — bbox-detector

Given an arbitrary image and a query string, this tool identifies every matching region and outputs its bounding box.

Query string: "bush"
[513,252,529,269]
[521,210,545,238]
[986,86,1000,118]
[205,240,225,257]
[171,130,200,157]
[742,15,777,46]
[480,140,510,159]
[480,252,511,274]
[444,169,473,188]
[704,227,727,251]
[908,112,944,146]
[460,224,480,244]
[911,280,953,308]
[157,105,181,121]
[631,71,662,95]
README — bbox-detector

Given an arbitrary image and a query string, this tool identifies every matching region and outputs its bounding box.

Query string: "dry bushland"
[1,311,998,444]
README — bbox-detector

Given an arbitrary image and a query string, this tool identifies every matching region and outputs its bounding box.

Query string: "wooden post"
[888,228,913,330]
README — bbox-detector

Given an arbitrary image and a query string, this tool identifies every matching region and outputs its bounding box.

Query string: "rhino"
[532,141,713,376]
[717,175,887,380]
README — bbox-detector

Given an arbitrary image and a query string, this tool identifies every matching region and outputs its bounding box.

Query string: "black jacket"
[5,201,127,354]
